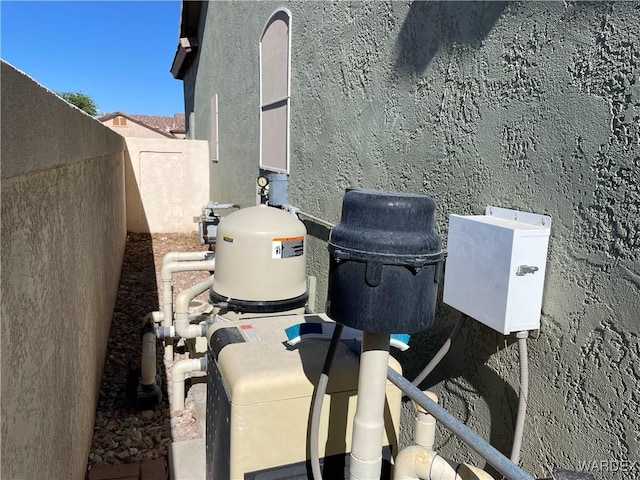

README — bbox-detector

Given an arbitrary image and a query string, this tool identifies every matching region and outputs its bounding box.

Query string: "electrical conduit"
[310,324,344,480]
[510,331,529,465]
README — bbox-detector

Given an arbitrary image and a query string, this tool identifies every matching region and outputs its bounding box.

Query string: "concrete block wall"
[183,2,639,478]
[1,61,127,480]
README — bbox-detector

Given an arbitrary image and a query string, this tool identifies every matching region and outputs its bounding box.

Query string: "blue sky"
[1,1,184,116]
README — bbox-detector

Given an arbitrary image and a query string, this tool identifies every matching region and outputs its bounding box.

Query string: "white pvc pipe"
[162,251,211,266]
[161,259,215,360]
[350,332,390,480]
[175,275,215,339]
[143,311,164,323]
[393,449,493,480]
[414,392,438,451]
[171,357,207,411]
[141,331,157,386]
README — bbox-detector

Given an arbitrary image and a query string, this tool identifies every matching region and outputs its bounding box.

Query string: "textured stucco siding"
[1,61,127,479]
[184,2,639,477]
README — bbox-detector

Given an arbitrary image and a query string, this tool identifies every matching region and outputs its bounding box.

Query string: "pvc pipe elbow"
[162,251,212,267]
[394,447,494,480]
[161,259,216,281]
[171,357,207,411]
[175,276,215,314]
[393,447,438,480]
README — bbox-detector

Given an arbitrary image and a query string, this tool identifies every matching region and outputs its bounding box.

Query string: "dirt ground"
[86,232,210,475]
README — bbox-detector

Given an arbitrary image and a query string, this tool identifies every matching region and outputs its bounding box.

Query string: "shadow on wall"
[396,299,518,477]
[395,1,506,75]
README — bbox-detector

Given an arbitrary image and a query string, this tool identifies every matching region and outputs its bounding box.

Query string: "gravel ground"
[86,232,210,477]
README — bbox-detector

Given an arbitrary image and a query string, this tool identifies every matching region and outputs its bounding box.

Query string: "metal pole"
[386,367,534,480]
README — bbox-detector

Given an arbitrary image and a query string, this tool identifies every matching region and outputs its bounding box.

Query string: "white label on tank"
[272,236,304,259]
[239,324,260,342]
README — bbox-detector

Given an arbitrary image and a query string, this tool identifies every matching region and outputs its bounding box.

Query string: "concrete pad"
[168,438,206,480]
[190,383,207,436]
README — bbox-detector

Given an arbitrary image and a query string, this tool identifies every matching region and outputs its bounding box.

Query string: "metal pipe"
[386,368,534,480]
[350,332,390,480]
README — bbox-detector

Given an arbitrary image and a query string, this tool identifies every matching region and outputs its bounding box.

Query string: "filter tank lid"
[328,189,442,266]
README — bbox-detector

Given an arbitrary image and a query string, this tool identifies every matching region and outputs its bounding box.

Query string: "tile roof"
[98,112,185,137]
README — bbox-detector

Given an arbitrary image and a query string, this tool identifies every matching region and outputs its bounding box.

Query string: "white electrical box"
[443,206,551,335]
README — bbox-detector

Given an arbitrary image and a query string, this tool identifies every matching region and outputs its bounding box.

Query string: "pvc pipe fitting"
[175,276,216,340]
[171,356,207,411]
[393,448,494,480]
[162,251,213,267]
[415,391,438,450]
[160,258,215,360]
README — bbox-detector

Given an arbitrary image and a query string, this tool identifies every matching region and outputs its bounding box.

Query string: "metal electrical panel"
[443,206,551,335]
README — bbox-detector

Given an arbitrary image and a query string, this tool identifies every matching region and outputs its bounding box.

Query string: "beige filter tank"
[210,205,308,312]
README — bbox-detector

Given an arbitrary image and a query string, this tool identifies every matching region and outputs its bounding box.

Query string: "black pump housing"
[327,189,443,334]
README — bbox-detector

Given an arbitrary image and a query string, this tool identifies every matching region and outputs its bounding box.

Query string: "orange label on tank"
[272,236,304,259]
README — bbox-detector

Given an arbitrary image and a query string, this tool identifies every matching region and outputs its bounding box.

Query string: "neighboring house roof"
[98,112,185,138]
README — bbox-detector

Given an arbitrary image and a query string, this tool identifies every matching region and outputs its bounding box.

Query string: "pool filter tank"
[327,189,443,334]
[209,205,308,313]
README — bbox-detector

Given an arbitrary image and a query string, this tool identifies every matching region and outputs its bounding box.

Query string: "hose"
[310,323,344,480]
[510,331,529,465]
[411,316,464,387]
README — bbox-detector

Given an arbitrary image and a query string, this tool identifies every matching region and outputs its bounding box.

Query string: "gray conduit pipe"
[411,317,465,387]
[386,368,533,480]
[510,331,529,465]
[310,324,344,480]
[161,258,215,360]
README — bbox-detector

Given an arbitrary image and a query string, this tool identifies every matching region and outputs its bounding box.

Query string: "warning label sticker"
[272,236,304,259]
[239,324,261,342]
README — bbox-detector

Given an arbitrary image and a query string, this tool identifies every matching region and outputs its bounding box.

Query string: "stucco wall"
[124,137,209,233]
[184,2,639,478]
[1,61,127,480]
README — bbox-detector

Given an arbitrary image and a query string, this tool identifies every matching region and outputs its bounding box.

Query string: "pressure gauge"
[257,176,269,188]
